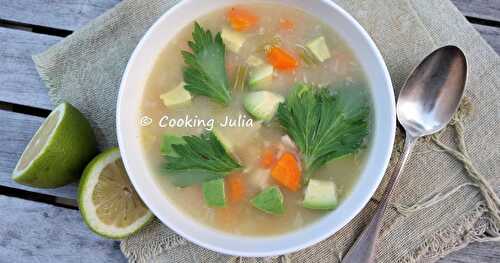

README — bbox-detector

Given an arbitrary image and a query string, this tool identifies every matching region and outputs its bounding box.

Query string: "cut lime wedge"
[78,148,153,239]
[12,102,97,188]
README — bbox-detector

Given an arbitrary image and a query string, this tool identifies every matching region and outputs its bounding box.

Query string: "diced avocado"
[202,178,226,207]
[160,82,192,107]
[303,179,337,210]
[221,27,247,53]
[244,91,284,121]
[250,186,285,215]
[249,64,274,89]
[160,134,186,157]
[213,128,235,155]
[306,36,331,62]
[246,55,264,67]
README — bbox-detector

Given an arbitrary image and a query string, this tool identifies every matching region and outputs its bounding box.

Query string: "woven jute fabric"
[32,0,500,262]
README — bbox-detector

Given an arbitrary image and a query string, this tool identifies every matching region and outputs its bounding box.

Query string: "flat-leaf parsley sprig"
[277,83,370,181]
[163,131,241,187]
[182,22,232,105]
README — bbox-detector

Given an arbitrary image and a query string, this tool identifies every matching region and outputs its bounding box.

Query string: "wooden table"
[0,0,498,262]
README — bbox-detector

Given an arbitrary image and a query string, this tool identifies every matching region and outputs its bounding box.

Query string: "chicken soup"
[140,3,372,236]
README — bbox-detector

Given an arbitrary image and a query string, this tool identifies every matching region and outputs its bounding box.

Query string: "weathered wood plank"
[0,110,78,199]
[0,189,497,263]
[438,241,500,263]
[474,24,500,54]
[452,0,500,23]
[0,3,497,112]
[0,27,56,110]
[0,195,124,262]
[0,0,121,31]
[0,0,497,31]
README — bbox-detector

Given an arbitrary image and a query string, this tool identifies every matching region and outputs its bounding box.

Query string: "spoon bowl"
[397,46,467,137]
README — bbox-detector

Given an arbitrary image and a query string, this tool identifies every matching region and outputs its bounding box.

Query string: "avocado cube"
[160,82,192,107]
[303,179,337,210]
[250,186,285,215]
[221,27,247,53]
[202,178,226,207]
[306,36,331,63]
[243,91,284,121]
[249,64,274,89]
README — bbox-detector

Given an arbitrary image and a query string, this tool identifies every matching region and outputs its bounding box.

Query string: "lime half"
[12,102,97,188]
[78,148,153,239]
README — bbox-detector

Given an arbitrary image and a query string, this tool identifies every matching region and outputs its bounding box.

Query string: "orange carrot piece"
[266,47,299,71]
[227,173,246,203]
[227,7,258,32]
[271,152,301,191]
[279,18,295,31]
[260,148,277,168]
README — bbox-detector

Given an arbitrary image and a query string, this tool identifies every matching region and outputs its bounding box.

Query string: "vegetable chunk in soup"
[140,3,372,236]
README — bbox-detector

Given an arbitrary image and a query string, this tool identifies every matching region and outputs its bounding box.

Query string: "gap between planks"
[0,0,121,31]
[452,0,500,24]
[0,18,71,37]
[0,195,124,262]
[0,185,78,209]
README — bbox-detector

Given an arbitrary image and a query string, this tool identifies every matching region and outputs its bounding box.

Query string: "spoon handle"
[342,134,417,263]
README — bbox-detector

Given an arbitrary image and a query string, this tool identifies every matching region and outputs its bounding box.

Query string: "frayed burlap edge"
[401,202,500,262]
[120,234,186,263]
[120,220,188,263]
[392,97,500,262]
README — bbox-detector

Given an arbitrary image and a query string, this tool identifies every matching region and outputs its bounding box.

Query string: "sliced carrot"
[279,18,295,31]
[227,7,258,32]
[271,152,301,191]
[266,46,299,71]
[227,172,246,204]
[260,147,277,169]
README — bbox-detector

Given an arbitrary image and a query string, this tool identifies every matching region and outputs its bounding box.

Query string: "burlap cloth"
[32,0,500,262]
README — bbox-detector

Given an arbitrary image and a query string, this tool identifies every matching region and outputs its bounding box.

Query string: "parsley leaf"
[277,83,370,181]
[163,131,241,187]
[182,22,231,105]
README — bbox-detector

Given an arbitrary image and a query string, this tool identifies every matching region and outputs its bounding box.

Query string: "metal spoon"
[342,45,467,263]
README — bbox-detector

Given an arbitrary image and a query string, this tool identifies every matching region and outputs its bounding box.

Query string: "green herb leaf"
[182,22,231,105]
[277,83,369,180]
[163,131,241,187]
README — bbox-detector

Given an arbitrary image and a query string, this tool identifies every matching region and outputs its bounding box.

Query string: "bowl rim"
[117,0,395,257]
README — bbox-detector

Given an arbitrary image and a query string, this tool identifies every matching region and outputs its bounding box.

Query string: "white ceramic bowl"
[117,0,395,257]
